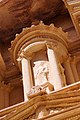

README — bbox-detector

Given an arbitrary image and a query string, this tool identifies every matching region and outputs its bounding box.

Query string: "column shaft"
[63,59,75,84]
[47,47,63,91]
[4,91,9,108]
[0,88,5,109]
[22,58,32,101]
[71,61,79,82]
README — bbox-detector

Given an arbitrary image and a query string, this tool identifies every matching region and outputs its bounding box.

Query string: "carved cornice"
[68,40,80,54]
[9,21,69,67]
[1,81,80,120]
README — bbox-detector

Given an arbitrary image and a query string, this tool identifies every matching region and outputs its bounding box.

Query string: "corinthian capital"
[46,42,57,51]
[17,50,35,62]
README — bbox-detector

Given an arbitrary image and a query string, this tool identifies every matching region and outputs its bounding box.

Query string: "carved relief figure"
[33,60,49,86]
[31,50,54,94]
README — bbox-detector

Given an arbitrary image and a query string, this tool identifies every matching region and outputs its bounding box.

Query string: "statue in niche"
[29,50,54,97]
[33,61,49,85]
[32,60,54,94]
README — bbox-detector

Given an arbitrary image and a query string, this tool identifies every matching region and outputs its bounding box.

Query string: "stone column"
[0,88,5,109]
[47,46,63,91]
[4,91,9,108]
[70,57,79,82]
[21,57,32,101]
[0,83,10,109]
[63,57,75,84]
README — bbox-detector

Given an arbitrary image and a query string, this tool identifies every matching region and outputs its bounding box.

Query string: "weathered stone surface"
[0,0,66,42]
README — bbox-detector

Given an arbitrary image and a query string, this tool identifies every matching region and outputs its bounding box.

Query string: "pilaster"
[0,82,11,109]
[70,56,80,82]
[63,55,75,84]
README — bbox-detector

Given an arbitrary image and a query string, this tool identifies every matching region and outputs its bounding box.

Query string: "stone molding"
[9,22,68,68]
[1,81,80,120]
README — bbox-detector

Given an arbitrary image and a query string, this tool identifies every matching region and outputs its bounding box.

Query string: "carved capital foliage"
[63,53,72,63]
[46,41,58,50]
[17,50,35,62]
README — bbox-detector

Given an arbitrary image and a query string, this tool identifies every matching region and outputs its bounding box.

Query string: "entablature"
[9,22,68,67]
[1,81,80,120]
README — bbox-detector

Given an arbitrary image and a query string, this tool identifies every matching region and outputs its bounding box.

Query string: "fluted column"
[63,57,75,84]
[21,57,32,101]
[70,57,79,82]
[47,46,63,91]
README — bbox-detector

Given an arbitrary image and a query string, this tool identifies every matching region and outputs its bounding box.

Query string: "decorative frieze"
[9,22,68,67]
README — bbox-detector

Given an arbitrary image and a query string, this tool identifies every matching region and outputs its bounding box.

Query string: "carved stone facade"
[9,22,70,100]
[0,0,80,120]
[63,0,80,35]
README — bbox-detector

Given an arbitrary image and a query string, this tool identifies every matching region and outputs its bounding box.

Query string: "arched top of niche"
[9,21,69,66]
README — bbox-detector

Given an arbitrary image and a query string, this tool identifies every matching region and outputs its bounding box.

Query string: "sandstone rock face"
[0,0,66,42]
